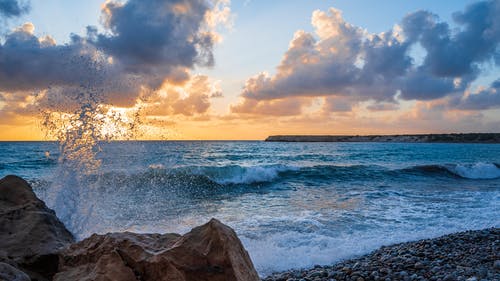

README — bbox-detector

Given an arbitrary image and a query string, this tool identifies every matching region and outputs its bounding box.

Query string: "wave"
[31,162,500,195]
[4,158,58,169]
[186,162,500,183]
[184,164,299,185]
[408,163,500,179]
[29,161,499,239]
[447,163,500,179]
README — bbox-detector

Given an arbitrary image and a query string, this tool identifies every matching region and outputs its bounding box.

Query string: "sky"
[0,0,499,140]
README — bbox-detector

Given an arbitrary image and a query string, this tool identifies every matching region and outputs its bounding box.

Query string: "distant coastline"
[265,133,500,143]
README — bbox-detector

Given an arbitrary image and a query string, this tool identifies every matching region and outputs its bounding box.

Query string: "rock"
[443,274,455,281]
[0,175,74,280]
[494,260,500,270]
[413,262,424,269]
[55,218,260,281]
[0,262,30,281]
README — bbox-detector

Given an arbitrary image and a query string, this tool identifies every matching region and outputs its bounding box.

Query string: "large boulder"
[0,175,75,280]
[55,219,260,281]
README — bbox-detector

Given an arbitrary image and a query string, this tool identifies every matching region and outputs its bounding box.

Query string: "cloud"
[449,79,500,110]
[323,96,356,112]
[0,0,230,115]
[0,23,108,92]
[231,97,311,116]
[366,102,399,111]
[142,75,221,117]
[241,9,368,101]
[95,0,214,74]
[0,0,29,19]
[403,2,500,77]
[236,0,500,116]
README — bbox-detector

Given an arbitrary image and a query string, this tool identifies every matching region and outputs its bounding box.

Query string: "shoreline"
[263,228,499,281]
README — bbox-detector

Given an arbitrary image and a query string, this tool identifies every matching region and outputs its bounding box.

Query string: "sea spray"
[40,82,141,236]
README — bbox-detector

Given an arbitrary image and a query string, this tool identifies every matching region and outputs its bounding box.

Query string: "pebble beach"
[263,228,500,281]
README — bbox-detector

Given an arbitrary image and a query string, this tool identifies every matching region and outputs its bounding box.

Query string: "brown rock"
[56,219,260,281]
[0,175,74,280]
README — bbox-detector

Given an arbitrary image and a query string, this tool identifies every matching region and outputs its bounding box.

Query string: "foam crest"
[193,165,299,185]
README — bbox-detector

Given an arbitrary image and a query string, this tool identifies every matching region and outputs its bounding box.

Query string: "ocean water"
[1,141,499,276]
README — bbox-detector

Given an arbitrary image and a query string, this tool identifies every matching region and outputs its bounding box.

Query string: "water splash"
[39,80,141,235]
[42,85,103,173]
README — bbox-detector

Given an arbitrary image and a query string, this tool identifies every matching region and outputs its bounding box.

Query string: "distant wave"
[184,164,299,185]
[145,162,500,183]
[3,158,57,170]
[182,162,500,183]
[406,163,500,179]
[444,163,500,179]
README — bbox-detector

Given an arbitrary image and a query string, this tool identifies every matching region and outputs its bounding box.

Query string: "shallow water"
[1,141,499,276]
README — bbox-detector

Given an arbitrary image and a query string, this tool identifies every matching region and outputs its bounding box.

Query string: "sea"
[1,141,499,276]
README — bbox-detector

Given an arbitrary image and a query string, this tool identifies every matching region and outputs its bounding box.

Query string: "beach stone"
[493,260,500,270]
[0,262,30,281]
[55,218,260,281]
[443,274,455,281]
[414,262,424,269]
[0,175,74,280]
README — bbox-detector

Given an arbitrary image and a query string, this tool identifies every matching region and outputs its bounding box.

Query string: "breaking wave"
[32,162,500,195]
[184,164,299,185]
[408,163,500,179]
[183,162,500,183]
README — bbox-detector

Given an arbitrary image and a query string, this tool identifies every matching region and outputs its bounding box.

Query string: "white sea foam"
[148,163,165,169]
[242,226,479,277]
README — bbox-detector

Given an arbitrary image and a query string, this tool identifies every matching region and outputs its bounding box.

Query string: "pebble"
[494,260,500,270]
[262,228,500,281]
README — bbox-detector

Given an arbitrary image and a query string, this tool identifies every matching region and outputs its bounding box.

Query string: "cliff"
[265,133,500,143]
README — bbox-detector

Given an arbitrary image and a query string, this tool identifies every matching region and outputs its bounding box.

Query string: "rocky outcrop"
[0,175,260,281]
[0,175,74,280]
[55,219,260,281]
[265,133,500,143]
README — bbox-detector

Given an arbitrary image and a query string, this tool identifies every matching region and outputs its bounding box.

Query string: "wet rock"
[0,175,74,280]
[56,218,260,281]
[494,260,500,270]
[414,262,424,270]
